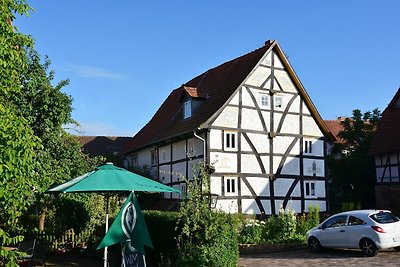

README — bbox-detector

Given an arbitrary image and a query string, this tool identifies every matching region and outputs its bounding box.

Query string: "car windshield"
[369,212,400,224]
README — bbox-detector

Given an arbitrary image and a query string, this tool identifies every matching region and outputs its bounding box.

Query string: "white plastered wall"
[212,106,238,128]
[172,140,186,161]
[210,152,237,173]
[241,108,264,131]
[241,177,270,196]
[245,66,271,87]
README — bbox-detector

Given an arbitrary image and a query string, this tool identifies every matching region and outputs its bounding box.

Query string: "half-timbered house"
[369,88,400,216]
[123,40,334,215]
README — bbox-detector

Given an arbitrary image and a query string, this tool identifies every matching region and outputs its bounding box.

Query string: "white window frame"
[187,138,195,154]
[161,150,167,161]
[304,140,313,154]
[224,131,237,151]
[274,95,284,109]
[305,181,316,197]
[183,100,192,119]
[151,149,158,166]
[259,93,269,108]
[225,177,237,196]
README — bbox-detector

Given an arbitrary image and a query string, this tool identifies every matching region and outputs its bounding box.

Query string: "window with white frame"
[225,177,237,195]
[224,131,237,150]
[305,181,316,196]
[151,149,158,166]
[161,150,167,161]
[274,95,283,109]
[259,93,269,108]
[304,140,313,154]
[187,138,194,154]
[183,100,192,119]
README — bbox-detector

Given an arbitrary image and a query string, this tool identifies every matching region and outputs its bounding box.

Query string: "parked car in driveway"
[307,210,400,256]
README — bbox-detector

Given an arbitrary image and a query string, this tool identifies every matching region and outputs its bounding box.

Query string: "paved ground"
[38,247,400,266]
[238,248,400,267]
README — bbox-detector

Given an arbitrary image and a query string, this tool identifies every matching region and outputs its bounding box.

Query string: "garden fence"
[36,228,90,250]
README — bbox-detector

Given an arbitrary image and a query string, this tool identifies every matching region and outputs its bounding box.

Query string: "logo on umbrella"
[121,201,137,238]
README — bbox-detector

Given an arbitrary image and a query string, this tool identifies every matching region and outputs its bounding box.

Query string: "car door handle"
[340,230,345,232]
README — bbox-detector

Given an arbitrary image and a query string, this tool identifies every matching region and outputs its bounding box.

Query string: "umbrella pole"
[104,195,109,267]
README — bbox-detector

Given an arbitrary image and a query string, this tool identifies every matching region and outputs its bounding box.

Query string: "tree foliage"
[0,1,105,264]
[0,0,37,264]
[328,109,381,213]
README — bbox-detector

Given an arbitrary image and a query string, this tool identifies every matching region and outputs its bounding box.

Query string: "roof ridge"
[184,41,273,87]
[124,41,274,153]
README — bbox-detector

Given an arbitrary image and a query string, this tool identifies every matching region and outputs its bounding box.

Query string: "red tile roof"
[123,42,273,153]
[324,117,347,143]
[369,88,400,155]
[183,86,203,98]
[123,40,334,154]
[79,136,131,156]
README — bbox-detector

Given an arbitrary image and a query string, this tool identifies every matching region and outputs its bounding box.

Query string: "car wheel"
[360,238,378,257]
[394,246,400,252]
[308,237,322,253]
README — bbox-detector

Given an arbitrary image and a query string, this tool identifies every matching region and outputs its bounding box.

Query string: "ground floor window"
[305,181,315,196]
[225,177,237,195]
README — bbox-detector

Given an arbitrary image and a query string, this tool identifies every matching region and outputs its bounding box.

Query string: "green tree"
[14,47,104,231]
[0,0,38,264]
[1,1,105,264]
[0,103,40,264]
[328,109,381,213]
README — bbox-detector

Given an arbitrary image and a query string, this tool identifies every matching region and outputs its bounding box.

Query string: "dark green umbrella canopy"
[48,162,180,193]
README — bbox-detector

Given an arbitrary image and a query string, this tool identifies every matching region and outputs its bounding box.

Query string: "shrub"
[275,208,297,241]
[239,219,263,244]
[341,202,362,211]
[307,205,320,230]
[176,164,239,267]
[143,210,180,266]
[239,205,321,245]
[177,211,238,267]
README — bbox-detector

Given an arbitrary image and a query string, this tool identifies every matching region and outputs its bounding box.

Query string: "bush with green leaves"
[238,219,264,244]
[239,206,320,245]
[143,210,180,266]
[176,164,239,267]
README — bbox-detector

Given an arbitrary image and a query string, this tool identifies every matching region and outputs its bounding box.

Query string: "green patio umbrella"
[48,162,181,267]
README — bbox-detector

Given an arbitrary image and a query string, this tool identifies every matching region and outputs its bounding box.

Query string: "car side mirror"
[319,225,325,230]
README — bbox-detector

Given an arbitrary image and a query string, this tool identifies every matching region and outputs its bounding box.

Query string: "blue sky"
[16,1,400,136]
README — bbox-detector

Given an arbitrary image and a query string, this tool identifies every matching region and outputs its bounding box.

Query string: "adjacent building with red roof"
[123,40,334,215]
[79,136,131,157]
[369,88,400,215]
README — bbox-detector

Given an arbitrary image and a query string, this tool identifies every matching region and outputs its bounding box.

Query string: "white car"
[307,210,400,256]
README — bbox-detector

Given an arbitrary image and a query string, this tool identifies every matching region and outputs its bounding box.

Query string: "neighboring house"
[123,40,334,215]
[324,117,346,143]
[79,136,131,157]
[324,117,347,158]
[369,88,400,216]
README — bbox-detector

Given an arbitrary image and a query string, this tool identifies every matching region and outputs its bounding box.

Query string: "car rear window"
[369,212,400,224]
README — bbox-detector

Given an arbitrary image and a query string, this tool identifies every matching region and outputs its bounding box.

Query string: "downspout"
[193,128,206,166]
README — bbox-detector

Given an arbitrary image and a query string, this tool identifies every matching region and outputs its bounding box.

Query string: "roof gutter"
[193,128,206,166]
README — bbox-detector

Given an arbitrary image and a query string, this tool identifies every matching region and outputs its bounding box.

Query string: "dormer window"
[184,100,192,119]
